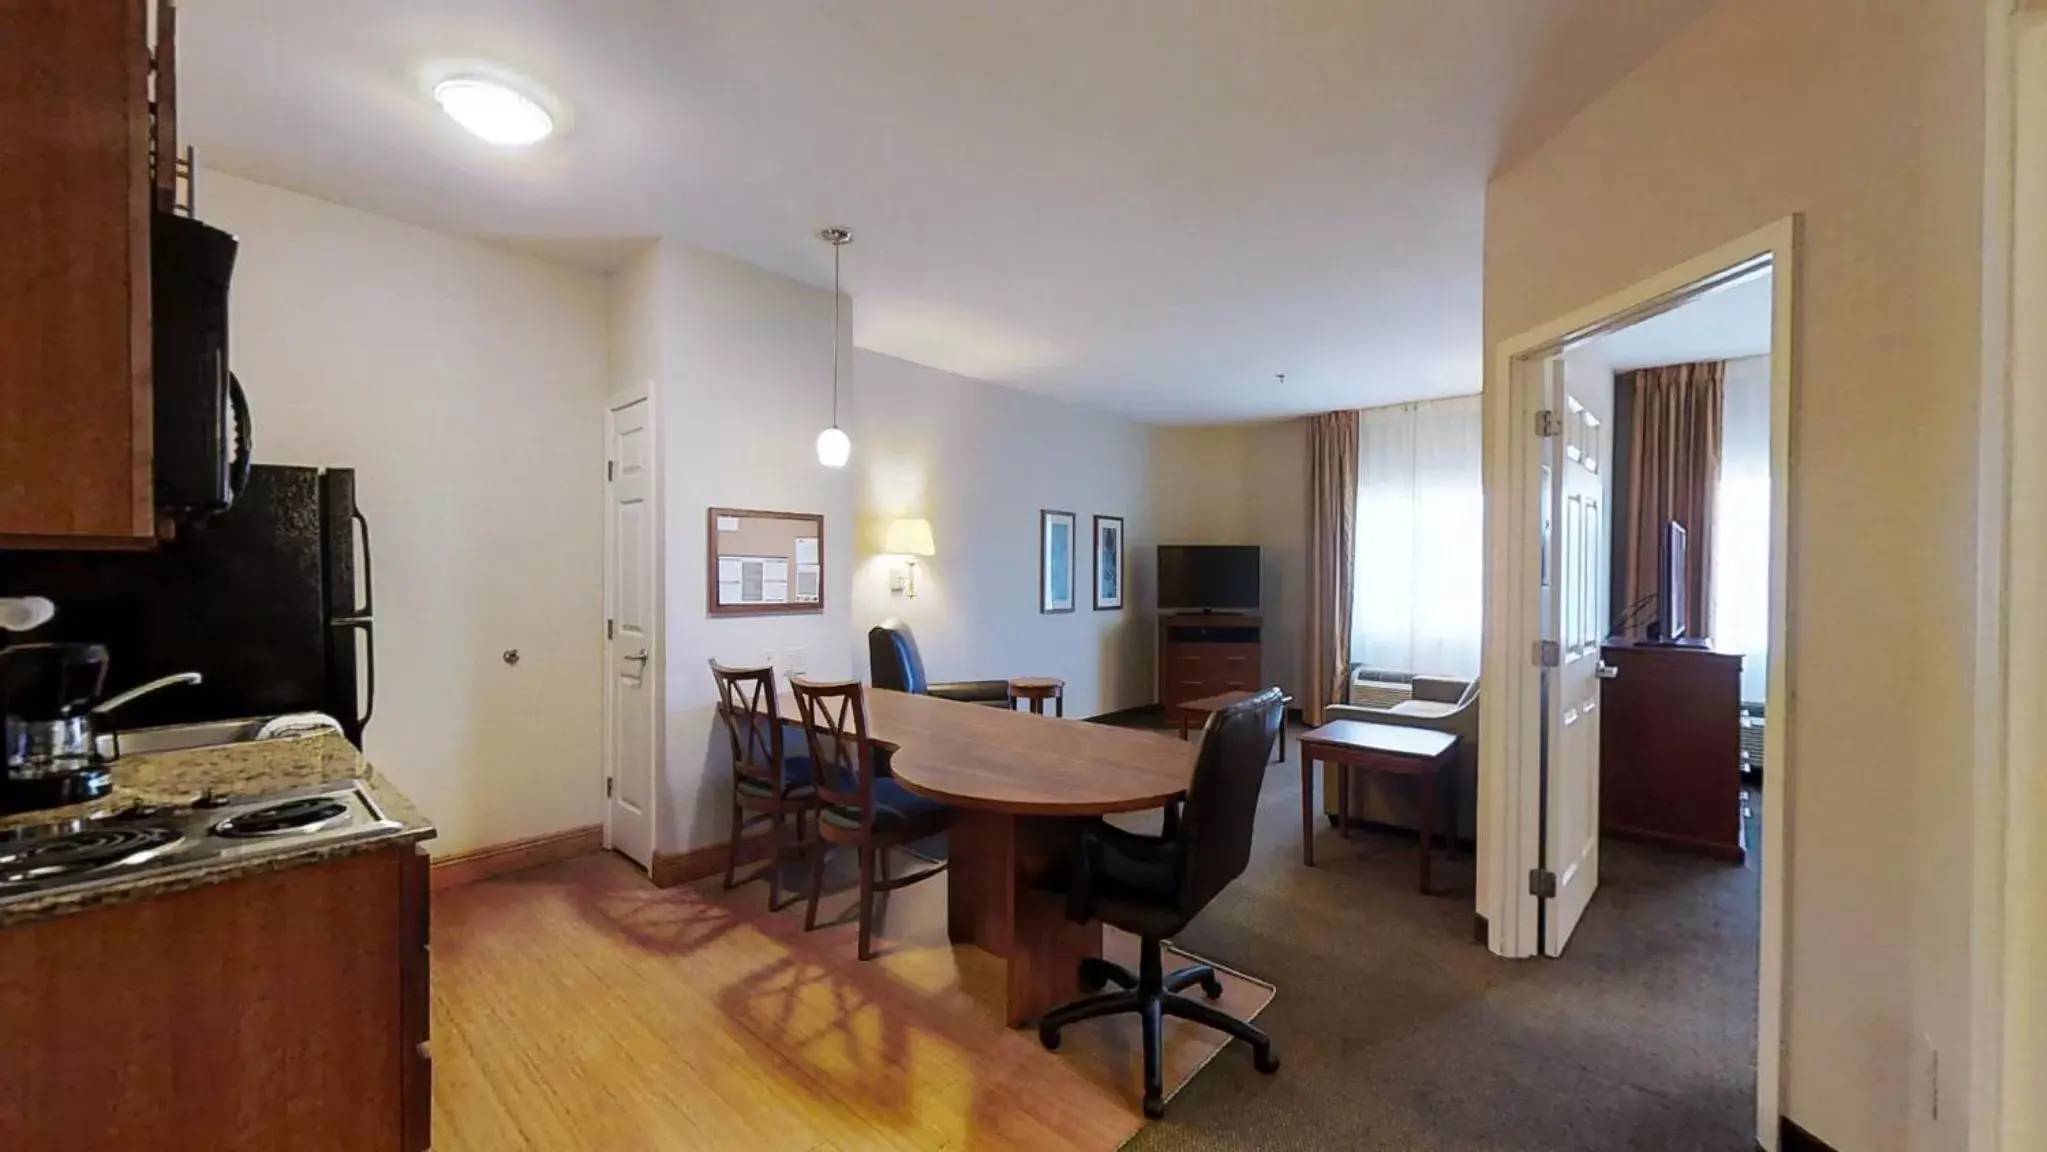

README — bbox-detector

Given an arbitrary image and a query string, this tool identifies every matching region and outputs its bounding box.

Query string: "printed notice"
[716,516,740,532]
[794,537,819,566]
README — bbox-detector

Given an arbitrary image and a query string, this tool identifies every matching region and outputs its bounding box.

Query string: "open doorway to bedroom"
[1484,220,1795,1150]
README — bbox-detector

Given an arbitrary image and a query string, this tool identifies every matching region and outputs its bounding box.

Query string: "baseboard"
[650,830,775,889]
[1779,1118,1838,1152]
[429,825,604,890]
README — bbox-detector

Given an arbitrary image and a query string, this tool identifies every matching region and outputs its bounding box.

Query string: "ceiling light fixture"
[433,77,554,146]
[816,227,854,469]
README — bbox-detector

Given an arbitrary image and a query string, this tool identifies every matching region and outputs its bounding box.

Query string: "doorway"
[604,390,661,869]
[1481,219,1797,1149]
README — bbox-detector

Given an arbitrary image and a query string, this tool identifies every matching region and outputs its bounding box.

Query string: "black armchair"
[1037,687,1284,1118]
[867,620,1010,706]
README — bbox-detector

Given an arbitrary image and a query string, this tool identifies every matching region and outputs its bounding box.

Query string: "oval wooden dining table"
[787,688,1194,1026]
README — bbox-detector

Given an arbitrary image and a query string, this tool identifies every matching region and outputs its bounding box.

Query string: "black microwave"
[152,211,250,520]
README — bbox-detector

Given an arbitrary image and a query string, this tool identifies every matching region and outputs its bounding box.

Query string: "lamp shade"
[884,518,936,557]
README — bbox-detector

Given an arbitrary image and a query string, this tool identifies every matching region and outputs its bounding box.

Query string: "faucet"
[89,672,204,718]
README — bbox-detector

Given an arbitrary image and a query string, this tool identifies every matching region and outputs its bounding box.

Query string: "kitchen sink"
[93,714,341,760]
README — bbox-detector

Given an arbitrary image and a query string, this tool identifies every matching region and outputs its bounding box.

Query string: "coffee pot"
[0,643,203,814]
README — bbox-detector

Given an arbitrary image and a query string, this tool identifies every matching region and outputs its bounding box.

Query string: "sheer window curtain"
[1713,356,1771,704]
[1350,396,1484,679]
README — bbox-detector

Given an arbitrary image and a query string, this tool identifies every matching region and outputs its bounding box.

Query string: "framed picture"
[1093,515,1124,611]
[1040,509,1077,613]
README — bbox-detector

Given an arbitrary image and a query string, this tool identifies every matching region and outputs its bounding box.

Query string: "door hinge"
[1535,408,1563,437]
[607,459,616,481]
[606,777,615,799]
[1532,639,1561,668]
[607,618,615,640]
[1529,868,1558,899]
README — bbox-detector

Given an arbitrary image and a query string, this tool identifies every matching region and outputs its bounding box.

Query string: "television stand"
[1158,614,1263,723]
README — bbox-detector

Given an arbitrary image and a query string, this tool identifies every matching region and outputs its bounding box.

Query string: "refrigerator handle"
[356,619,376,734]
[352,507,374,618]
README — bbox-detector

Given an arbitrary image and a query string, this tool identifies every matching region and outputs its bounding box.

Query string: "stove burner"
[212,798,349,839]
[0,826,183,888]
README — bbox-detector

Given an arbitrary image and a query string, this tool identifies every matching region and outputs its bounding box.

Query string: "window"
[1712,357,1772,704]
[1350,395,1484,678]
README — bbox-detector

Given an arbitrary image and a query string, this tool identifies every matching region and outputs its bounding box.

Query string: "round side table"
[1008,677,1066,717]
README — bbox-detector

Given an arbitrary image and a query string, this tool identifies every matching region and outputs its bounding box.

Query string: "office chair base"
[1038,944,1277,1119]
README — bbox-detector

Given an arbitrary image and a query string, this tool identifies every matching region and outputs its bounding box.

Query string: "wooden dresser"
[1158,614,1263,723]
[1598,639,1746,862]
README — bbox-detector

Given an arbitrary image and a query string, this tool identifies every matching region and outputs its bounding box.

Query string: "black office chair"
[867,619,1010,705]
[1037,687,1284,1119]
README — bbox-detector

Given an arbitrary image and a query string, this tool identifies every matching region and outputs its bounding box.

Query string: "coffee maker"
[0,642,116,813]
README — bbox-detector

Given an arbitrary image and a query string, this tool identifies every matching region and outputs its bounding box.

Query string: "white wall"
[849,351,1155,718]
[1484,0,1985,1144]
[204,172,611,857]
[1148,422,1307,700]
[625,241,859,855]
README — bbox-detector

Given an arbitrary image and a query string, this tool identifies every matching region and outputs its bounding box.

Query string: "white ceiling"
[1596,272,1774,372]
[180,0,1715,422]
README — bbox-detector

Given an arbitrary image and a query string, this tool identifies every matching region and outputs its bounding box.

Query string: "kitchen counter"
[0,733,434,927]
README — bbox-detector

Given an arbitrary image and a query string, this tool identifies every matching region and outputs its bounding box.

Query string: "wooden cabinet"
[1158,615,1264,721]
[0,843,433,1151]
[0,0,165,546]
[1598,639,1746,862]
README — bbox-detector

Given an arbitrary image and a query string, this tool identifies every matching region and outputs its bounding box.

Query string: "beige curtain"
[1622,361,1724,638]
[1305,410,1359,724]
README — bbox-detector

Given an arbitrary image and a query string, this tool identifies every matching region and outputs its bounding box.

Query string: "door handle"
[626,650,650,666]
[1595,663,1619,680]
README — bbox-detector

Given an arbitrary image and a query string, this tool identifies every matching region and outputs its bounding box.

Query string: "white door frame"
[1480,217,1799,1149]
[603,383,664,872]
[1981,7,2039,1149]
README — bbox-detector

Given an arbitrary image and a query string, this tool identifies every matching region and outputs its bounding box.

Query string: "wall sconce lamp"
[883,518,936,597]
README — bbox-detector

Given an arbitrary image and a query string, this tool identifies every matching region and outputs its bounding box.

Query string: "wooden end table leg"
[1338,763,1352,841]
[1419,766,1436,895]
[1300,749,1316,867]
[1054,694,1063,718]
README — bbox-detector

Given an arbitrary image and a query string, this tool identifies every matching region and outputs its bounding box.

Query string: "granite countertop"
[0,733,434,927]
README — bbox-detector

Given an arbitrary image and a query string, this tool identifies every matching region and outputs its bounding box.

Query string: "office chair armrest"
[1066,821,1174,925]
[929,679,1012,705]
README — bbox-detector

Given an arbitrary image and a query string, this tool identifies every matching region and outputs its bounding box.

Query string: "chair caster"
[1142,1094,1166,1120]
[1038,1024,1061,1052]
[1254,1045,1281,1075]
[1198,974,1224,1000]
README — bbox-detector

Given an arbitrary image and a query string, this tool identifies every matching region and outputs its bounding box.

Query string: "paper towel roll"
[0,597,56,633]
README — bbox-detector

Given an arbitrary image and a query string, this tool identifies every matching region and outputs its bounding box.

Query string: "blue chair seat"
[821,777,948,834]
[735,755,815,799]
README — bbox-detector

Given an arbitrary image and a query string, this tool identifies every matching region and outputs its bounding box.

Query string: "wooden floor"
[430,849,1274,1151]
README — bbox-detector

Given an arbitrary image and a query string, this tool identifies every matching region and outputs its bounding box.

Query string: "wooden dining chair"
[709,660,817,912]
[788,676,951,960]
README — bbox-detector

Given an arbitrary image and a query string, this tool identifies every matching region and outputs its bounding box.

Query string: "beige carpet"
[1120,729,1760,1152]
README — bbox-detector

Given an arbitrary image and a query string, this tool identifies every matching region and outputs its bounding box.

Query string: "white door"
[1542,352,1613,956]
[605,397,658,867]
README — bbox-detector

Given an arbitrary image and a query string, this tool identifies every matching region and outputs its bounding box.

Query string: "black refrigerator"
[0,466,374,746]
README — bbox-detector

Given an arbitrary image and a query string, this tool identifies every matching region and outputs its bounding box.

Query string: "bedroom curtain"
[1304,410,1359,724]
[1622,361,1724,638]
[1349,395,1485,679]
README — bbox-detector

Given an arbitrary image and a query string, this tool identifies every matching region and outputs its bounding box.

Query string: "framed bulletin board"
[707,507,825,617]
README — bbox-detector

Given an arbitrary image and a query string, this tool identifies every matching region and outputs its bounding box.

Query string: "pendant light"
[816,227,853,468]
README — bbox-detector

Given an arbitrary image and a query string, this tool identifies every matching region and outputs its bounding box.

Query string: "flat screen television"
[1652,519,1689,643]
[1157,545,1261,612]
